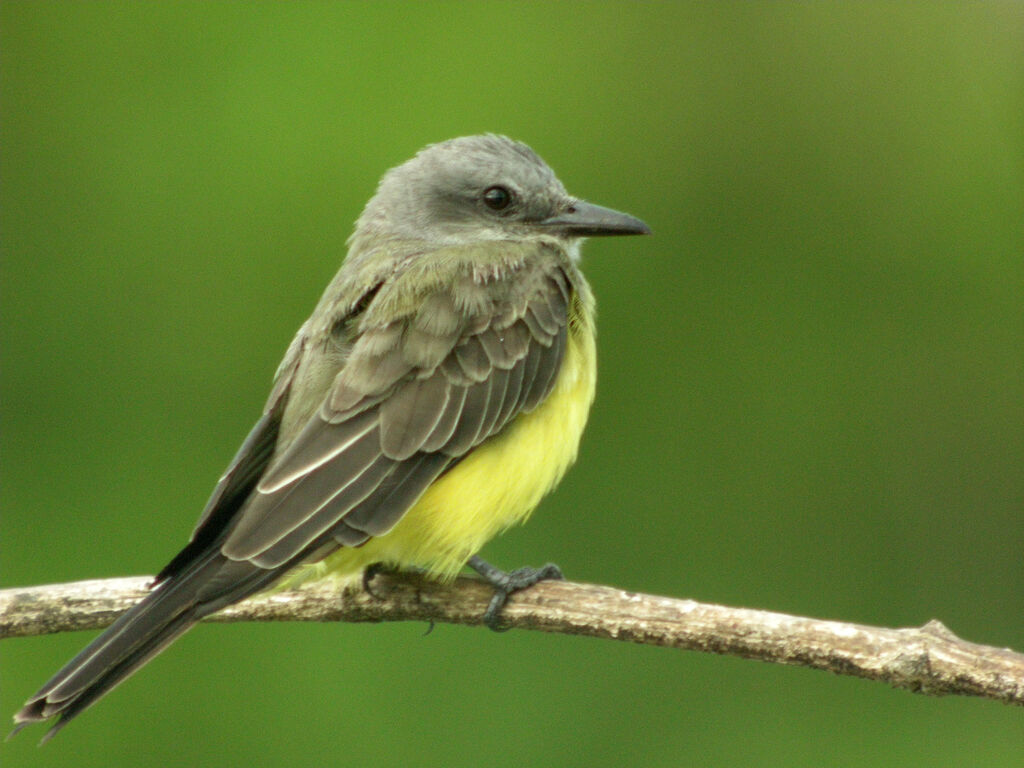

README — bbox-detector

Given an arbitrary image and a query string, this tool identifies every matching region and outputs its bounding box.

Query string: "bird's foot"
[362,563,436,636]
[361,562,392,597]
[467,555,563,632]
[361,562,429,598]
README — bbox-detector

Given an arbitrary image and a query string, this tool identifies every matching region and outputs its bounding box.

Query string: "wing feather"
[379,373,451,460]
[515,327,545,411]
[523,322,565,412]
[440,376,493,456]
[454,336,491,381]
[257,409,378,493]
[250,456,397,567]
[339,453,451,536]
[525,295,560,337]
[476,366,510,440]
[224,421,384,559]
[420,384,468,452]
[495,347,527,427]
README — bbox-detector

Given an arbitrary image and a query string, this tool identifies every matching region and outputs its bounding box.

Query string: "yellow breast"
[315,293,597,582]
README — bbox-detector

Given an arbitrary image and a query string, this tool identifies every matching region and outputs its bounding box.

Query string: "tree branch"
[2,574,1022,706]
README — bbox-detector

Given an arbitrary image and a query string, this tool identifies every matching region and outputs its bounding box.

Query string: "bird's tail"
[12,551,275,742]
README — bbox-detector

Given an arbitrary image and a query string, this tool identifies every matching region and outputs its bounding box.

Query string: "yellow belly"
[311,301,596,583]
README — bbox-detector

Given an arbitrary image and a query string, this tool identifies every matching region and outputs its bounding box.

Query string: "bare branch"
[2,574,1022,706]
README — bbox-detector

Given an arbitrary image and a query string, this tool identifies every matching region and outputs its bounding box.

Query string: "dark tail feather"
[12,552,278,742]
[21,611,197,744]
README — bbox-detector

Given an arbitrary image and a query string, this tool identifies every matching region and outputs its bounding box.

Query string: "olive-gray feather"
[521,323,566,412]
[237,439,392,567]
[379,373,451,460]
[250,457,396,568]
[339,453,451,536]
[454,336,492,382]
[420,384,468,452]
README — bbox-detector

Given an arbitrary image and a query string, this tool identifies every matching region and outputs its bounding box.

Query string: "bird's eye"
[482,185,513,211]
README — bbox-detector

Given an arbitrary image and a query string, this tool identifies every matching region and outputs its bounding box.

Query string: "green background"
[3,3,1021,766]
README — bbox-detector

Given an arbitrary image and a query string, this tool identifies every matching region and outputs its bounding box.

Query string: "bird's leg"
[466,555,564,632]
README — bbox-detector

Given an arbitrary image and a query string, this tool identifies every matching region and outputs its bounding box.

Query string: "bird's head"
[351,135,649,254]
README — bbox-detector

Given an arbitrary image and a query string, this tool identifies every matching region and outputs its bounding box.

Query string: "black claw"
[361,562,394,598]
[467,556,564,632]
[483,592,511,632]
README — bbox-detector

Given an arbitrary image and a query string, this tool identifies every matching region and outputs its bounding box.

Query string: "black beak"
[537,200,651,237]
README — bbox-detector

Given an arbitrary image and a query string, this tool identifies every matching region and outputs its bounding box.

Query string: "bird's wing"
[218,258,571,569]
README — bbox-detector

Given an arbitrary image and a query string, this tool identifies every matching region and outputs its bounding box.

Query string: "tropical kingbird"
[14,134,649,740]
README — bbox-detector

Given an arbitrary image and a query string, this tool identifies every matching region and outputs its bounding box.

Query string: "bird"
[13,134,650,741]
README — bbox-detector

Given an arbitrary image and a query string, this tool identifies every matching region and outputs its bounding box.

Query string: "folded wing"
[220,264,570,569]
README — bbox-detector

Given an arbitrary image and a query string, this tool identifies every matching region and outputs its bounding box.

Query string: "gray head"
[350,135,649,255]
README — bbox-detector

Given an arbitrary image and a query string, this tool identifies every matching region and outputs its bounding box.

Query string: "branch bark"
[2,574,1022,706]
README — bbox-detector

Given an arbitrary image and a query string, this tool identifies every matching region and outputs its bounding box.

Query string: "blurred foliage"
[2,3,1022,766]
